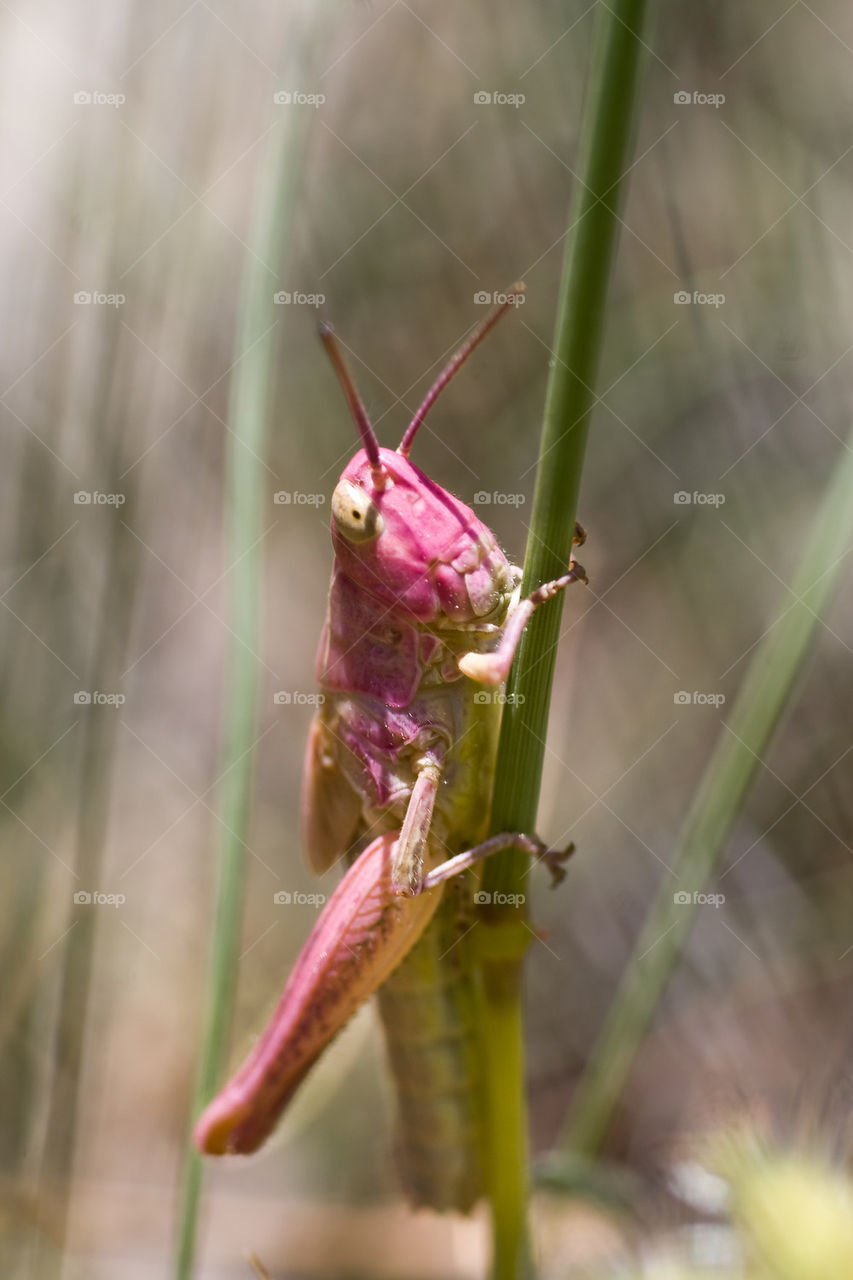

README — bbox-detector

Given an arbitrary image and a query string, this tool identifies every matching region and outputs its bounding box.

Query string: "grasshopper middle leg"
[391,754,443,895]
[421,833,575,893]
[392,755,574,897]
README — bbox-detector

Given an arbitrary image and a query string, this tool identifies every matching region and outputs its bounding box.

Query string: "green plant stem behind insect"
[476,3,654,1277]
[564,423,853,1157]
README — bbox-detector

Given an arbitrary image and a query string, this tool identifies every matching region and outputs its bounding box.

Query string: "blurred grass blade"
[566,429,853,1155]
[33,318,140,1279]
[476,3,654,1277]
[173,13,327,1275]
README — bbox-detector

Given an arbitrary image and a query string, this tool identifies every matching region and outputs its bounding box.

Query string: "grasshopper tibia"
[421,834,575,893]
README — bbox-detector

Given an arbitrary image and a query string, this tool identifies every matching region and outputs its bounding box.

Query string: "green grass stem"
[475,4,654,1276]
[565,425,853,1154]
[172,17,324,1268]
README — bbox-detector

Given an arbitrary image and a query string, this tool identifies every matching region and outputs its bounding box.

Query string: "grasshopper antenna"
[398,283,525,458]
[320,323,387,488]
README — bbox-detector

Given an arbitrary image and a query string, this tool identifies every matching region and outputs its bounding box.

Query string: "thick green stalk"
[477,3,654,1277]
[565,428,853,1154]
[173,57,319,1274]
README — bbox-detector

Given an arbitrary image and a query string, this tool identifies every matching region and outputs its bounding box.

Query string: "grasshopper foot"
[573,521,587,547]
[568,559,588,586]
[528,562,587,607]
[541,840,576,888]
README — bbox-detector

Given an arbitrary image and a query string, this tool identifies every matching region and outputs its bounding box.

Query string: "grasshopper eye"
[331,478,384,543]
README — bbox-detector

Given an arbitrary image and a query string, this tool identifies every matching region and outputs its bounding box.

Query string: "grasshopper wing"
[301,706,362,873]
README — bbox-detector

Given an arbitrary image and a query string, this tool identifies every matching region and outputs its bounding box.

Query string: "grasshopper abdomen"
[377,874,484,1211]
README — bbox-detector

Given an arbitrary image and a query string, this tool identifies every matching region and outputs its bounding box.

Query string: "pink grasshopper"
[195,288,587,1211]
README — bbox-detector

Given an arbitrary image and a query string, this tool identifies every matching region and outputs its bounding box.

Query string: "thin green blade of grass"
[33,320,140,1279]
[172,190,271,1280]
[565,429,853,1156]
[173,18,325,1271]
[475,3,654,1277]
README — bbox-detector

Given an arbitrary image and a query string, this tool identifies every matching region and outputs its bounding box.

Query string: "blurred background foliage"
[2,0,853,1275]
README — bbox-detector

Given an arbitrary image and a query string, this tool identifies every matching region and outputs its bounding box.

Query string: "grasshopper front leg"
[458,555,588,686]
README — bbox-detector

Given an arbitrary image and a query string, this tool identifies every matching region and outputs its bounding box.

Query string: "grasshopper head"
[320,290,524,623]
[330,447,515,623]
